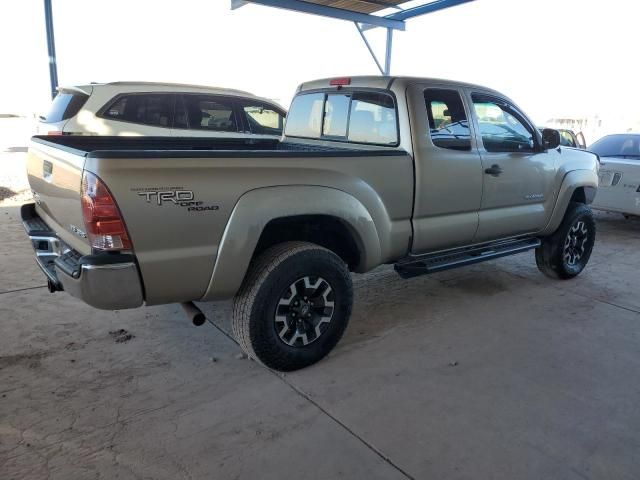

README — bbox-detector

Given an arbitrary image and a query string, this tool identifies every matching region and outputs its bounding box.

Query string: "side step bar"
[394,237,541,279]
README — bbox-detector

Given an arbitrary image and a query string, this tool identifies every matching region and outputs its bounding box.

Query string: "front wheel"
[232,242,353,371]
[536,202,596,279]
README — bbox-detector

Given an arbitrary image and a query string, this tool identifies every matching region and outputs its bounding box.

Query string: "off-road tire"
[232,242,353,371]
[536,202,596,279]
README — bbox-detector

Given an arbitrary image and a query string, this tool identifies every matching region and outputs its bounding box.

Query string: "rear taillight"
[81,171,132,251]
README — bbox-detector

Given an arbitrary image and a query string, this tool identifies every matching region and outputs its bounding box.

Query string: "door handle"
[484,164,502,177]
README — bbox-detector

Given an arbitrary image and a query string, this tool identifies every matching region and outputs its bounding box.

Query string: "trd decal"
[132,188,219,212]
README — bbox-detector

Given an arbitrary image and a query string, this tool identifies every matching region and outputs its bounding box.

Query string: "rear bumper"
[21,203,144,310]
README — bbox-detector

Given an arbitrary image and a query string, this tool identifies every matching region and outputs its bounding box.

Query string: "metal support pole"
[355,22,384,75]
[44,0,58,99]
[384,27,393,75]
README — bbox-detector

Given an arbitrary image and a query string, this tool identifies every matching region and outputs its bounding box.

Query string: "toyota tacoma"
[22,76,599,371]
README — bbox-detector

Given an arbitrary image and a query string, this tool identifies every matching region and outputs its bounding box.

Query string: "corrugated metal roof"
[301,0,404,15]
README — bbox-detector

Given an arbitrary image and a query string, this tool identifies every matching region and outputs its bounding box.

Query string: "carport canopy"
[41,0,477,99]
[230,0,477,74]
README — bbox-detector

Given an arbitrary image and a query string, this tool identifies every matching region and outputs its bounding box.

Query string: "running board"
[394,238,541,279]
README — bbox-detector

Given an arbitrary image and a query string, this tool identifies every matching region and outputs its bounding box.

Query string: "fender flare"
[540,169,598,236]
[200,186,382,301]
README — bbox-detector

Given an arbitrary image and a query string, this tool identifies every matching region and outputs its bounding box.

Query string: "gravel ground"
[0,117,34,206]
[1,113,640,478]
[0,151,31,206]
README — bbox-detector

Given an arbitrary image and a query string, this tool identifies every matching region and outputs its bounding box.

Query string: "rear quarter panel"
[85,151,413,305]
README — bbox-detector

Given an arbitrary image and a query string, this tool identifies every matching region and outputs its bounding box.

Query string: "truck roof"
[297,75,509,99]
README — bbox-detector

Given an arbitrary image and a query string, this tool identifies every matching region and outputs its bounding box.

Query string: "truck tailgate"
[26,140,91,255]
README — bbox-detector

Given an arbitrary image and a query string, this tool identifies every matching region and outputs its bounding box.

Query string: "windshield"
[590,134,640,158]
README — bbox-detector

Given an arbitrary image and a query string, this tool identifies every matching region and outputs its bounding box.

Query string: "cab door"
[409,84,483,254]
[469,93,559,242]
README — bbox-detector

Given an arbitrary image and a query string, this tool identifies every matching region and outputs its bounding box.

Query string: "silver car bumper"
[21,203,144,310]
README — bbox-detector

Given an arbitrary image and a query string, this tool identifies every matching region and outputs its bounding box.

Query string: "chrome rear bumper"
[21,203,144,310]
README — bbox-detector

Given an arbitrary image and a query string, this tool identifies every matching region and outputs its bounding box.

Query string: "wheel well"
[254,215,361,270]
[570,187,587,204]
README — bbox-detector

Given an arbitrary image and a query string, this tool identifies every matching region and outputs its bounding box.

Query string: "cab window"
[347,92,397,145]
[285,91,398,146]
[472,96,535,153]
[424,89,471,151]
[323,94,350,137]
[286,93,325,139]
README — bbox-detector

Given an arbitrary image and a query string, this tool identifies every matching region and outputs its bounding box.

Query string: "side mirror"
[542,128,561,150]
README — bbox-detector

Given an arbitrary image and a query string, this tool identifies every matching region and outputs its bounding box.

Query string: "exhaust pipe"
[181,301,206,326]
[47,279,61,293]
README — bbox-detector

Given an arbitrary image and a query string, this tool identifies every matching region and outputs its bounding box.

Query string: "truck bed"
[27,134,413,305]
[31,136,401,158]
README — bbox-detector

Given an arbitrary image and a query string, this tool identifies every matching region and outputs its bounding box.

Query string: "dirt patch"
[109,329,135,343]
[0,187,32,205]
[0,186,17,201]
[0,351,49,370]
[0,150,33,206]
[64,342,84,351]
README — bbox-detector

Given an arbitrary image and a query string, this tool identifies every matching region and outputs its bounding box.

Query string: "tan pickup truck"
[22,76,599,371]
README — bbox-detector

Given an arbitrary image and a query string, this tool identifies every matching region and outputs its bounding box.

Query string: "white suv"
[38,82,286,139]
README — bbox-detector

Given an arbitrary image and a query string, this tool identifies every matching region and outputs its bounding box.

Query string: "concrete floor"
[1,163,640,478]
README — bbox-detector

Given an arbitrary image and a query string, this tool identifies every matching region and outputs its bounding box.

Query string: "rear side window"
[181,95,237,132]
[102,94,173,128]
[240,102,284,135]
[43,92,89,123]
[424,89,471,151]
[285,91,398,146]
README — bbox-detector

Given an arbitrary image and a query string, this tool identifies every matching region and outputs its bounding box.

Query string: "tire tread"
[232,241,351,370]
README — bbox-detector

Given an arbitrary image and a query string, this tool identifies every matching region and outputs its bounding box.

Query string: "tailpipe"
[47,279,62,293]
[180,301,206,326]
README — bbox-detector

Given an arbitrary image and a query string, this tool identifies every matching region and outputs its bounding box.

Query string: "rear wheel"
[232,242,353,371]
[536,202,596,279]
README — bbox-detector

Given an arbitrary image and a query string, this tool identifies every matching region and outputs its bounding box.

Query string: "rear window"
[285,91,398,146]
[43,92,89,123]
[286,93,324,138]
